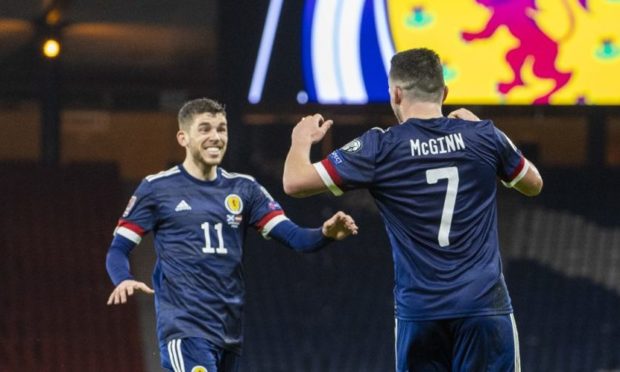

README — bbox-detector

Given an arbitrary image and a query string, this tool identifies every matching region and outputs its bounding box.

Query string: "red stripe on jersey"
[256,210,285,230]
[117,219,146,236]
[508,156,525,182]
[321,158,343,186]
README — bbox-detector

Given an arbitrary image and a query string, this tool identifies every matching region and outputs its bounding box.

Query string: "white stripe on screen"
[312,0,340,103]
[248,0,284,104]
[373,0,396,76]
[337,0,368,103]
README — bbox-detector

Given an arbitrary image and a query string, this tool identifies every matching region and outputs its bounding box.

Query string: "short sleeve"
[247,181,289,239]
[114,179,157,244]
[313,128,381,196]
[493,126,528,187]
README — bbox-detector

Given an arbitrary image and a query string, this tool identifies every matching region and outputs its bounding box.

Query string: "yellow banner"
[387,0,620,104]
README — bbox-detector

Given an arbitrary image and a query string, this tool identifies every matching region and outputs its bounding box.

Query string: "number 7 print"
[426,167,459,247]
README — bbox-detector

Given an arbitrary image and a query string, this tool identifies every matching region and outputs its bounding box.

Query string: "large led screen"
[249,0,620,106]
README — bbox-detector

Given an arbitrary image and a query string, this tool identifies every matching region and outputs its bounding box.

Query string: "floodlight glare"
[42,38,61,59]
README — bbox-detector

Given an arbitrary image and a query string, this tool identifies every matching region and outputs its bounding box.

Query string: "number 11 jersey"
[314,118,527,321]
[114,165,288,354]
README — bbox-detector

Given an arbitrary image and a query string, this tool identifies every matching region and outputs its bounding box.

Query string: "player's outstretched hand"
[292,113,333,145]
[448,108,480,121]
[322,211,359,240]
[107,279,154,305]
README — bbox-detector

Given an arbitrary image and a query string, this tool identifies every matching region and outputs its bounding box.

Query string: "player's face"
[185,112,228,167]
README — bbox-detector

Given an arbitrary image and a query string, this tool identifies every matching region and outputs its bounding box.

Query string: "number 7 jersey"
[114,165,288,354]
[314,118,528,321]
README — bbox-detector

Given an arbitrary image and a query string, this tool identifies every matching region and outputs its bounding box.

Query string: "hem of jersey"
[313,161,343,196]
[395,308,513,321]
[162,333,242,356]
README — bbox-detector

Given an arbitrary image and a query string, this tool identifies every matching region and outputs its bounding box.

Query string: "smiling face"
[178,112,228,170]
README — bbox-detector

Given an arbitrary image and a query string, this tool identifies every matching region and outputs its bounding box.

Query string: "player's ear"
[392,86,403,105]
[177,130,188,147]
[442,86,449,103]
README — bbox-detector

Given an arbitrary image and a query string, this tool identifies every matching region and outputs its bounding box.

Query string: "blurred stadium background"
[1,0,619,371]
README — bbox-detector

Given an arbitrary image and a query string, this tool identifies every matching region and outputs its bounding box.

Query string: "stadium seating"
[238,170,620,372]
[3,162,618,371]
[0,163,144,372]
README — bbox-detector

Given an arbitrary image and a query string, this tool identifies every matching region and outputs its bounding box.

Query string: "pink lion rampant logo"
[462,0,588,104]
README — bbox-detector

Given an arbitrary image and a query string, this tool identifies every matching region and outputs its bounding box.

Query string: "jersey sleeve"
[247,181,289,239]
[492,126,529,187]
[312,128,381,196]
[113,179,157,244]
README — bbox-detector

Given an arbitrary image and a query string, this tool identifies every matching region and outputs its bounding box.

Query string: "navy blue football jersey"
[314,118,528,320]
[114,165,288,354]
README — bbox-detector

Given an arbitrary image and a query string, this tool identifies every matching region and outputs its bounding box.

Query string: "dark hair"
[389,48,445,102]
[177,98,226,129]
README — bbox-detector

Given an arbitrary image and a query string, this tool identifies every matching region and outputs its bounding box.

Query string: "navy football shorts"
[160,337,240,372]
[395,314,520,372]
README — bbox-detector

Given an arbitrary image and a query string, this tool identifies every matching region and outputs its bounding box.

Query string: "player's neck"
[399,101,443,122]
[182,159,218,181]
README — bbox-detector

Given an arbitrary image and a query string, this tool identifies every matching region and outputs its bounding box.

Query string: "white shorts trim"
[510,314,521,372]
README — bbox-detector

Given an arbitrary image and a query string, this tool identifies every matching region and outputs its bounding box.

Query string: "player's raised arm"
[283,114,333,197]
[447,108,542,196]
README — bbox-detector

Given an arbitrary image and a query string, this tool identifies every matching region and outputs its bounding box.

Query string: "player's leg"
[451,314,520,372]
[395,318,451,372]
[160,337,239,372]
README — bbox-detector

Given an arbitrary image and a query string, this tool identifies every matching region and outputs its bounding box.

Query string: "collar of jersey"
[178,164,222,186]
[405,117,447,127]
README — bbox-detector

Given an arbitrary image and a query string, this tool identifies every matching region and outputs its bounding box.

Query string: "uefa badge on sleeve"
[268,201,282,211]
[341,138,362,153]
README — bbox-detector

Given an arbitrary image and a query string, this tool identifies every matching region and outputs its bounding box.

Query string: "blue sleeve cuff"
[268,219,333,252]
[106,234,137,286]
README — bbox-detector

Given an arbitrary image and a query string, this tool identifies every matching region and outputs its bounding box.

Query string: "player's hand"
[292,113,333,145]
[322,211,359,240]
[448,108,480,121]
[107,279,154,305]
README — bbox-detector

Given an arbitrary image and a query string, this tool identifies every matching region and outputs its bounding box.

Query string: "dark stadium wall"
[0,108,184,180]
[3,106,620,176]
